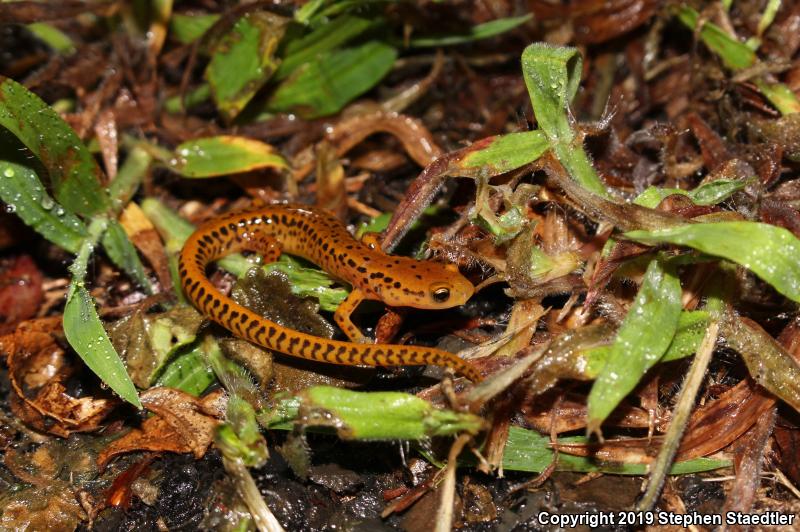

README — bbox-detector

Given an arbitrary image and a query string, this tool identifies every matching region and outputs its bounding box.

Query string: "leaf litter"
[1,0,800,529]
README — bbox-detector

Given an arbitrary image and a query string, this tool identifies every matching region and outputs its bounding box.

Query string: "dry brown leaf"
[97,387,226,468]
[2,318,115,437]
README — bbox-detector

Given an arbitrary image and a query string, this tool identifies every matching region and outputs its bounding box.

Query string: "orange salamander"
[178,204,482,382]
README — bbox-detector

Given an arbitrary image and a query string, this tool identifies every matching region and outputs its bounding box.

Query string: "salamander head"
[370,260,474,310]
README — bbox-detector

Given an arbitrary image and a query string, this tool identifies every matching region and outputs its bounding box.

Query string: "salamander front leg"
[334,289,368,343]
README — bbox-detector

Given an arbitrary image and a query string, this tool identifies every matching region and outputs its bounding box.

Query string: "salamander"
[178,204,482,382]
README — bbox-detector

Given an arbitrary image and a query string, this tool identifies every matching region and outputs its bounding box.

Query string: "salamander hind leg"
[334,289,369,343]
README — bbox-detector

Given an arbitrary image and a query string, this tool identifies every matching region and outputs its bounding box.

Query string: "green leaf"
[262,255,348,312]
[0,159,87,253]
[108,146,152,208]
[155,343,216,396]
[164,84,212,114]
[108,306,204,388]
[661,310,710,362]
[410,14,532,47]
[0,77,111,216]
[520,44,608,196]
[27,22,75,54]
[675,6,800,116]
[625,221,800,303]
[275,15,376,80]
[101,219,152,291]
[585,310,711,377]
[501,426,730,475]
[268,41,397,119]
[64,282,141,408]
[675,6,756,70]
[297,386,485,440]
[587,258,682,433]
[455,131,550,176]
[206,12,287,121]
[754,79,800,116]
[167,135,288,177]
[169,13,220,44]
[633,179,749,209]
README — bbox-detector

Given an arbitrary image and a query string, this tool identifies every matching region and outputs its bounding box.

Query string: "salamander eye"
[432,287,450,303]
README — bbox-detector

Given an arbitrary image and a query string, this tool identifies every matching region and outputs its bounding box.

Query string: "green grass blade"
[625,221,800,303]
[501,427,730,475]
[587,258,682,434]
[275,15,376,80]
[0,158,87,253]
[0,77,111,216]
[64,282,142,409]
[27,22,75,54]
[409,14,532,47]
[206,12,287,121]
[167,135,288,177]
[101,219,152,292]
[520,43,608,196]
[108,145,152,208]
[634,179,748,208]
[64,217,140,408]
[267,41,397,119]
[675,6,755,70]
[169,13,220,44]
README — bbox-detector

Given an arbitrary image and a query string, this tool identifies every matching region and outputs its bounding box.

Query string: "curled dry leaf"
[1,317,115,437]
[97,387,227,468]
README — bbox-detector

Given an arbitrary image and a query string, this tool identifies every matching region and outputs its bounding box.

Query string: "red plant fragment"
[0,255,43,324]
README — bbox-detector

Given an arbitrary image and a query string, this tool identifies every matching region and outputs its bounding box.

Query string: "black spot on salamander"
[230,310,239,320]
[347,258,356,267]
[356,266,367,273]
[370,272,384,279]
[202,234,214,245]
[211,230,219,240]
[219,226,228,236]
[393,281,402,289]
[268,326,277,337]
[276,331,287,344]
